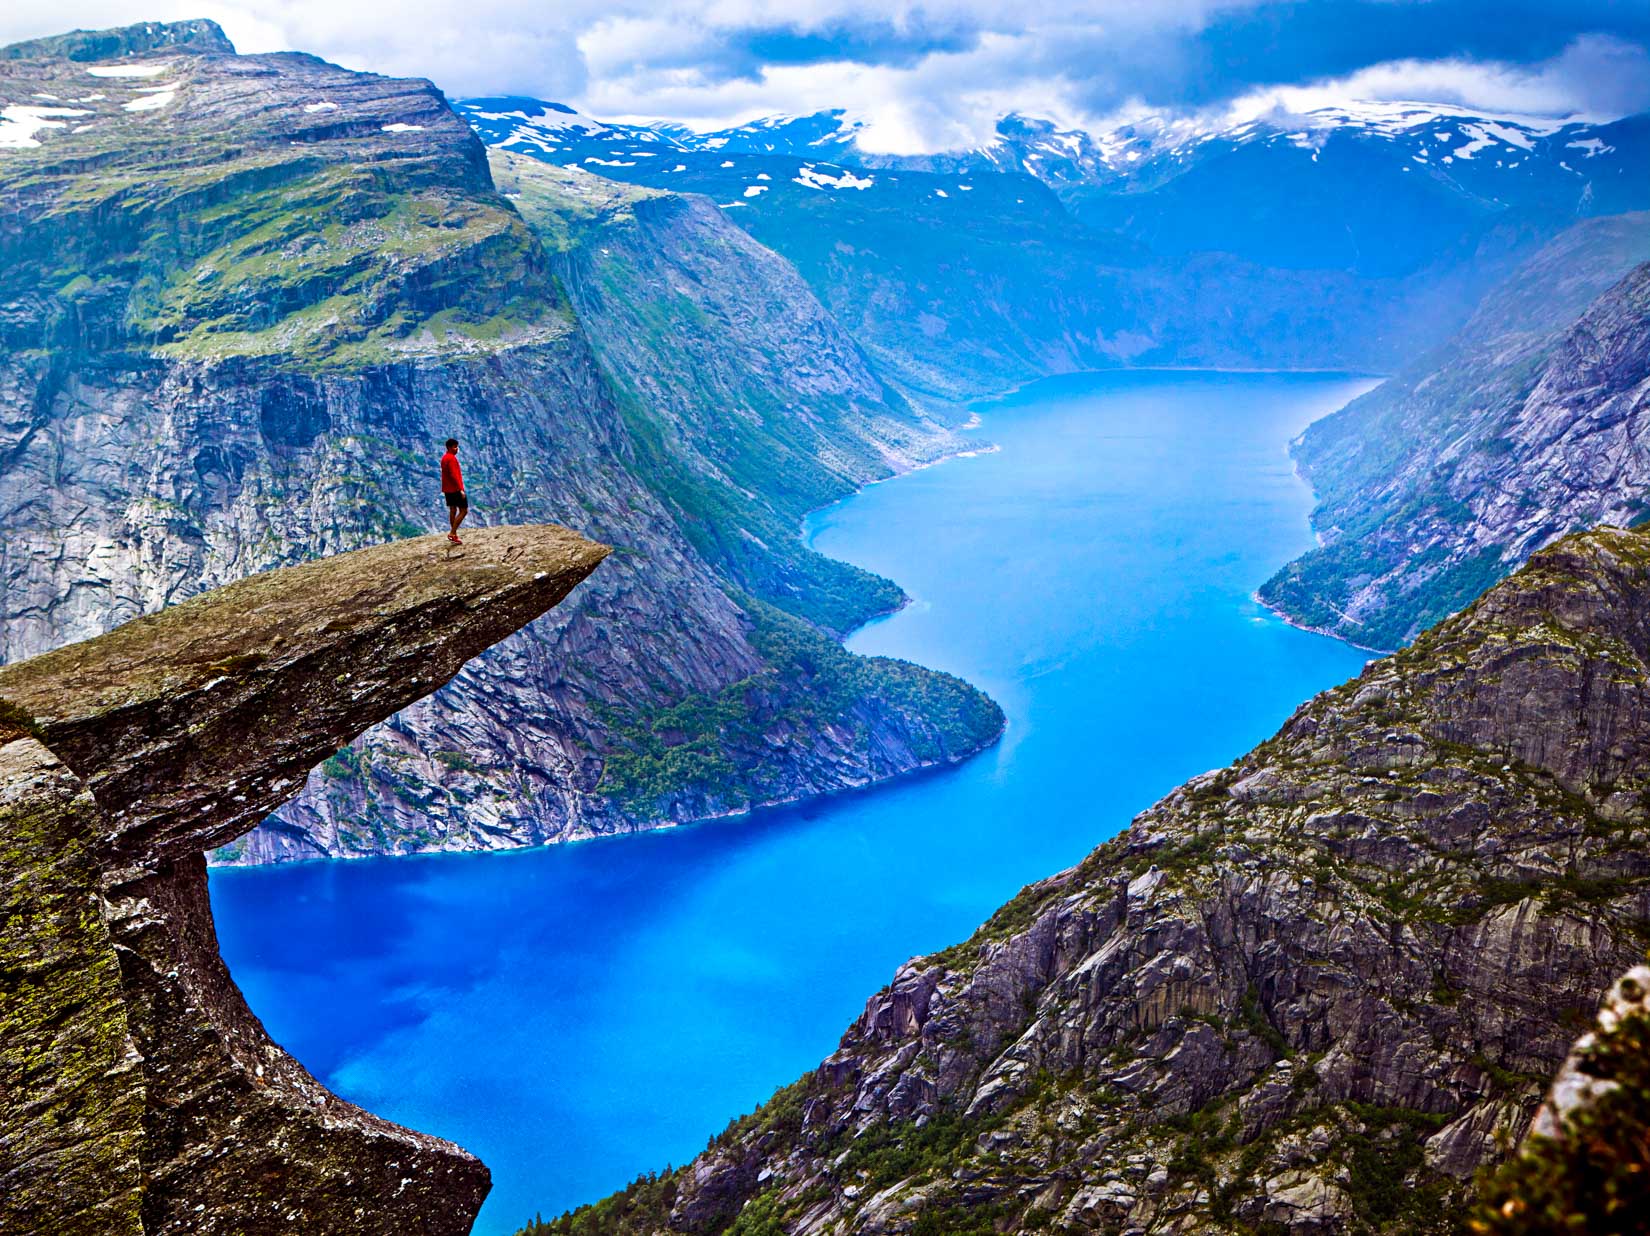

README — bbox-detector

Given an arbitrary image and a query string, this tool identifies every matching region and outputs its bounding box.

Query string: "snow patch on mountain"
[0,104,91,147]
[793,164,873,190]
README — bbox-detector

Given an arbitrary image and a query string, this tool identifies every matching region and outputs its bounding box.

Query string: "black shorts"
[445,491,468,512]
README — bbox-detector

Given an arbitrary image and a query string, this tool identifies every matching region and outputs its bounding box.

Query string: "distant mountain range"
[460,96,1647,269]
[458,97,1650,397]
[460,96,1643,196]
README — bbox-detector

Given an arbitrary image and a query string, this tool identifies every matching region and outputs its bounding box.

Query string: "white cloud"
[0,2,1643,153]
[1226,34,1650,125]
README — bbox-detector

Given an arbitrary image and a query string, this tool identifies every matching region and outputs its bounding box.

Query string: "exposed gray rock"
[1261,213,1650,650]
[0,22,1001,864]
[544,525,1650,1235]
[0,525,607,1235]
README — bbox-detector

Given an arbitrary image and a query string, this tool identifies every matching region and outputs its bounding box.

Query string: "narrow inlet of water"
[211,369,1376,1233]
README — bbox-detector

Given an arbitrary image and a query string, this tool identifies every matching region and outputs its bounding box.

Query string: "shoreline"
[222,365,1376,872]
[211,730,1004,876]
[1250,588,1394,656]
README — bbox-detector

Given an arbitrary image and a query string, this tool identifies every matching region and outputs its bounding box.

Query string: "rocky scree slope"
[0,525,607,1236]
[1261,213,1650,651]
[0,22,1002,862]
[539,524,1650,1236]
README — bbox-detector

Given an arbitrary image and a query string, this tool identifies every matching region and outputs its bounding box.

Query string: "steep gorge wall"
[0,23,1002,863]
[544,524,1650,1236]
[1261,214,1650,650]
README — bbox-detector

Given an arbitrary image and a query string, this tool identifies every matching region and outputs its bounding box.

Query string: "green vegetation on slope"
[498,153,944,636]
[1,53,566,371]
[598,599,1003,816]
[523,527,1650,1236]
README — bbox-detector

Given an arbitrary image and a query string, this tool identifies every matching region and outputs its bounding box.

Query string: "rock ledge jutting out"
[0,525,608,1236]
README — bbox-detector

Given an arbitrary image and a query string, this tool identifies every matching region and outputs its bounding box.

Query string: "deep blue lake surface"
[211,370,1375,1234]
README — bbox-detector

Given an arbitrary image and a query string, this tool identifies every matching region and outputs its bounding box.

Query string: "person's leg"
[448,502,460,537]
[456,499,468,532]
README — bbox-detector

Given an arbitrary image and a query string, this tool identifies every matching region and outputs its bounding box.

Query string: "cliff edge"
[0,525,608,1235]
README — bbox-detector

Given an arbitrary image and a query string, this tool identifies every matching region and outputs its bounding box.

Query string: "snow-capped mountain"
[966,101,1637,189]
[460,97,868,161]
[456,93,1648,396]
[458,94,1646,278]
[460,96,1642,206]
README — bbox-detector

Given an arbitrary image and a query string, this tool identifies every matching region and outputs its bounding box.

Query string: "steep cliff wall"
[0,22,1002,863]
[1261,214,1650,650]
[0,525,607,1235]
[497,154,955,635]
[539,524,1650,1236]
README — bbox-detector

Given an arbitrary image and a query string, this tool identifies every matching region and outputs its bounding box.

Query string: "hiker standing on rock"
[441,437,468,545]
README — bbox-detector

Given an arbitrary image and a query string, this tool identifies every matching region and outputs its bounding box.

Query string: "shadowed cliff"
[0,525,608,1235]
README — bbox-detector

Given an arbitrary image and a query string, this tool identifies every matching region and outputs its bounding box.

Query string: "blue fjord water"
[211,370,1376,1234]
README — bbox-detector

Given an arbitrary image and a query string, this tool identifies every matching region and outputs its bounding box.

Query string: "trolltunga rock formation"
[0,525,607,1235]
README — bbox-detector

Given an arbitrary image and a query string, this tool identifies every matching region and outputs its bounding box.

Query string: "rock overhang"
[1,524,610,864]
[0,524,607,1235]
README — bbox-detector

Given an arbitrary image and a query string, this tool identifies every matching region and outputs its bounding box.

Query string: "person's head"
[445,438,459,453]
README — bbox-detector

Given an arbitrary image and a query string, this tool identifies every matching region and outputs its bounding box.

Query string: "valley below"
[5,17,1647,1235]
[211,370,1373,1234]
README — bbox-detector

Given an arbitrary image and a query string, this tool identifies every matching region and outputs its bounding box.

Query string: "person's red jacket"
[441,451,463,494]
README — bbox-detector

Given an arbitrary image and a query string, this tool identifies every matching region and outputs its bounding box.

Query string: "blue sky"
[2,1,1647,149]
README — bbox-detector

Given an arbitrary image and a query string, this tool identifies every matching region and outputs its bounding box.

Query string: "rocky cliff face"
[496,154,953,635]
[1260,213,1650,650]
[0,21,1002,863]
[0,525,607,1235]
[540,524,1650,1236]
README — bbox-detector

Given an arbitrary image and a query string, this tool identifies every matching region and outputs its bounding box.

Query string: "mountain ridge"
[458,97,1649,401]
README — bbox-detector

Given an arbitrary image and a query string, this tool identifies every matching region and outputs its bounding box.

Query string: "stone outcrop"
[0,525,607,1235]
[1261,214,1650,650]
[542,524,1650,1235]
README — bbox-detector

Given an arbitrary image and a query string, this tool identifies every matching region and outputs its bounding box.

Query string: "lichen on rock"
[1471,964,1650,1234]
